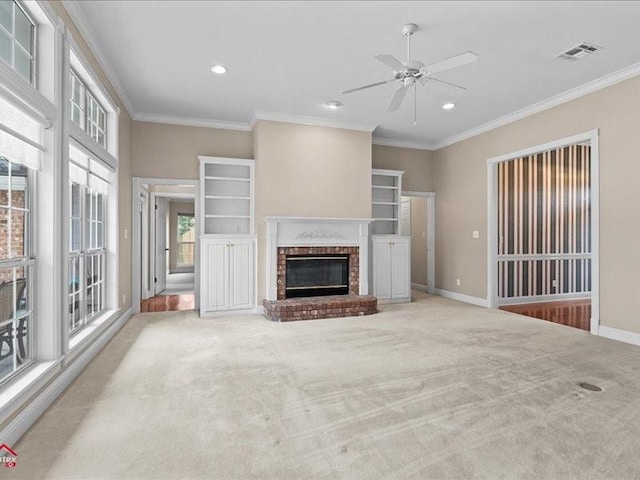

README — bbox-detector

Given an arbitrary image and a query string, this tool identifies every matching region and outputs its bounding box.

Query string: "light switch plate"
[472,230,479,238]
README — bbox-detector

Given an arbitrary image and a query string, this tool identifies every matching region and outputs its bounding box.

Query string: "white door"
[154,197,169,294]
[202,240,229,311]
[391,239,411,299]
[372,240,392,299]
[229,239,254,310]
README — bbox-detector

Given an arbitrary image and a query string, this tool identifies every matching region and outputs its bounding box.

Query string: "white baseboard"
[598,326,640,348]
[377,297,411,305]
[411,283,428,292]
[499,292,591,306]
[435,289,490,308]
[0,308,132,445]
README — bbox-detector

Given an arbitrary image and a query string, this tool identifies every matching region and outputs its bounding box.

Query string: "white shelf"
[204,195,250,200]
[200,157,255,235]
[204,176,251,182]
[371,168,403,235]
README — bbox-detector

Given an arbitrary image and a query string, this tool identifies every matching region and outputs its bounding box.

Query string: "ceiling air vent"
[558,43,601,60]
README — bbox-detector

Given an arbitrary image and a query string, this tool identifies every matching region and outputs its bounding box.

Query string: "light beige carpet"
[7,292,640,479]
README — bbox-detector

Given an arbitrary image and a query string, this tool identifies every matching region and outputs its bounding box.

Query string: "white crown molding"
[61,0,137,118]
[432,61,640,150]
[134,112,252,132]
[250,111,377,133]
[372,136,435,151]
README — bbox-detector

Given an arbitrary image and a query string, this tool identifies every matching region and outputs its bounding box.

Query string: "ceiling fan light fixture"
[324,100,342,110]
[442,102,456,110]
[210,65,227,75]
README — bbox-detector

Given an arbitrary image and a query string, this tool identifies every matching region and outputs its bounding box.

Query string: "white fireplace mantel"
[264,217,372,301]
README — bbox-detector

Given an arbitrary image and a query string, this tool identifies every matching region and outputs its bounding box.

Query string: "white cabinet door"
[200,237,254,313]
[391,239,411,299]
[229,239,254,310]
[372,239,392,299]
[202,240,229,312]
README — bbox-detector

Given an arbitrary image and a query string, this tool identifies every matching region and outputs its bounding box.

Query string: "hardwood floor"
[500,299,591,331]
[140,294,195,313]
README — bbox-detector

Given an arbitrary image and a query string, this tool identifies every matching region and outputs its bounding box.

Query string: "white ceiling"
[66,1,640,148]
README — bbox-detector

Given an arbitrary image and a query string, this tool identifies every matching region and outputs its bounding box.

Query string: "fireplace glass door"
[285,255,349,298]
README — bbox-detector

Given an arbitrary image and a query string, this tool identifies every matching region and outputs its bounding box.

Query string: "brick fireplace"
[263,217,376,321]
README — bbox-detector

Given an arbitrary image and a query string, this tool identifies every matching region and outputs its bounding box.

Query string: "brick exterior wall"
[277,246,359,300]
[0,190,26,284]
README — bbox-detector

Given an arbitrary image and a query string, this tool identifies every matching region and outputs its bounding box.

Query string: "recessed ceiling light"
[325,100,342,110]
[442,102,455,110]
[211,65,227,75]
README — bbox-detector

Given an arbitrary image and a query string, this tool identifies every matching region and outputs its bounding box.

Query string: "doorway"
[398,191,435,297]
[487,130,599,333]
[132,178,200,314]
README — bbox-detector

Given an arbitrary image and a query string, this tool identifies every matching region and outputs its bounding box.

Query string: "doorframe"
[139,186,151,300]
[486,129,599,334]
[131,177,200,314]
[402,191,436,294]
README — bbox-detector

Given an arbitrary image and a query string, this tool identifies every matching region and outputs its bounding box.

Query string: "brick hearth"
[263,295,377,322]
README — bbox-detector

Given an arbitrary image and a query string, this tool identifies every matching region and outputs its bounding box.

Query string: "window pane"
[0,158,8,206]
[68,256,81,332]
[70,104,81,126]
[13,45,31,81]
[10,209,25,258]
[96,193,103,221]
[177,243,194,266]
[13,5,32,52]
[0,207,7,260]
[0,1,12,33]
[177,215,195,242]
[0,27,10,65]
[0,265,32,382]
[71,182,80,217]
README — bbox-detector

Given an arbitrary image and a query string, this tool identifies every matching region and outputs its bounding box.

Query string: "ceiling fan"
[342,23,477,123]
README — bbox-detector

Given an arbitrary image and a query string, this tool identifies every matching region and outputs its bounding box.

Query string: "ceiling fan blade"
[375,54,405,71]
[424,77,468,97]
[342,80,391,95]
[387,86,408,112]
[425,51,477,75]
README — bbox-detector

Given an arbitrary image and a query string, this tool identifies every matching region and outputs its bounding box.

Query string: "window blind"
[0,92,46,171]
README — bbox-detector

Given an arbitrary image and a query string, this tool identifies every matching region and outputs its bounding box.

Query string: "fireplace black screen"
[285,255,349,298]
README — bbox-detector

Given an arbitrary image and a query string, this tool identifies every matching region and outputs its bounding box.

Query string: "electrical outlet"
[472,230,479,239]
[124,228,128,239]
[122,294,126,305]
[456,279,461,286]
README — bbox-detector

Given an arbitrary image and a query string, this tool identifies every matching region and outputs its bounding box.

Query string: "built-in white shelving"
[199,157,255,236]
[371,169,403,235]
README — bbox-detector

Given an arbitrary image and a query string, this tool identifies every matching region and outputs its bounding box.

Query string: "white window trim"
[66,32,118,159]
[61,32,119,353]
